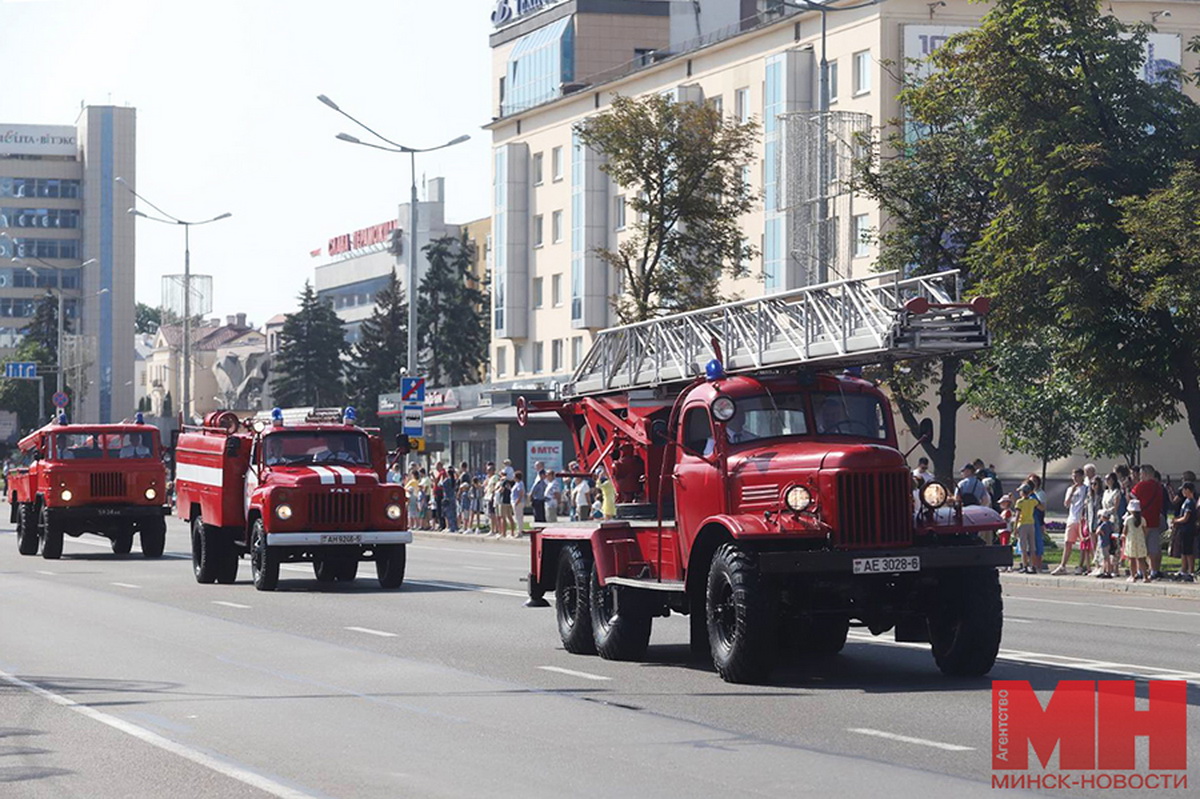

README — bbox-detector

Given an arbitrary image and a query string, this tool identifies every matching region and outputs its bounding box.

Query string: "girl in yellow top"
[1013,485,1043,575]
[1123,499,1149,583]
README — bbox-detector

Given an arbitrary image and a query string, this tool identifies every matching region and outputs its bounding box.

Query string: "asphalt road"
[2,518,1199,798]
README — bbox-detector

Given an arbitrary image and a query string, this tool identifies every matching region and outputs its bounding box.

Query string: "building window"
[708,95,723,115]
[532,276,544,308]
[496,346,507,377]
[613,195,626,230]
[552,273,563,306]
[552,210,563,243]
[503,16,575,115]
[853,50,871,95]
[571,336,583,370]
[828,60,839,103]
[532,152,544,185]
[852,214,871,258]
[552,339,564,372]
[532,214,544,247]
[514,343,526,374]
[552,146,564,181]
[533,341,544,373]
[634,48,654,67]
[734,87,749,123]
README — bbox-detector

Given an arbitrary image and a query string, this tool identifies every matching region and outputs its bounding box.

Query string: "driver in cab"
[816,397,850,434]
[704,412,755,456]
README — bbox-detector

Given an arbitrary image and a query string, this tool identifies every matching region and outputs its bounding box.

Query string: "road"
[2,517,1198,797]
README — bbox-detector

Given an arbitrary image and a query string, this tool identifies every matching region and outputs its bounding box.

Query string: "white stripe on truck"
[328,466,356,485]
[175,462,224,488]
[308,466,336,485]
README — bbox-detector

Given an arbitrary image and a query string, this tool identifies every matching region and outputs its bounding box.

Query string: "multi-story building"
[0,106,137,423]
[486,0,1196,391]
[146,314,261,419]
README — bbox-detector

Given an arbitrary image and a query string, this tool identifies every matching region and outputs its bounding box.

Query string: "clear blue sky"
[1,0,493,326]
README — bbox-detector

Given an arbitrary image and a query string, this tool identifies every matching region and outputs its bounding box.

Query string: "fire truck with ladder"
[8,412,170,559]
[173,407,410,591]
[521,270,1010,683]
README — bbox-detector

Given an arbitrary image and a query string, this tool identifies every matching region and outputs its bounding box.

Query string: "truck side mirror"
[918,417,934,444]
[224,437,241,457]
[394,433,410,455]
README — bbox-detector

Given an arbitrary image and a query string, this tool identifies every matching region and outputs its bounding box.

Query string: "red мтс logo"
[993,680,1187,771]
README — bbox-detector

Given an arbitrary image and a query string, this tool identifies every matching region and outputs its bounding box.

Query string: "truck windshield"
[104,432,155,459]
[811,392,888,440]
[727,394,809,443]
[263,431,370,467]
[54,431,156,460]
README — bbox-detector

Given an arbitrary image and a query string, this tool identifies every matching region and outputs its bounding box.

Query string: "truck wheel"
[140,517,166,559]
[40,506,63,560]
[214,533,240,585]
[250,519,279,591]
[17,503,38,556]
[589,564,651,660]
[707,543,775,683]
[111,531,134,555]
[334,558,358,582]
[192,516,217,584]
[313,558,337,582]
[928,568,1003,677]
[376,545,407,589]
[795,614,850,655]
[555,545,596,655]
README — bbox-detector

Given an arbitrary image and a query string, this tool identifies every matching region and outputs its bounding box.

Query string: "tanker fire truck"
[522,270,1010,683]
[173,407,410,591]
[8,413,169,559]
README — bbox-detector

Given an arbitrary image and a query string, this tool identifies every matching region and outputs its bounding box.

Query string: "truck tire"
[376,545,407,589]
[928,567,1003,677]
[555,545,596,655]
[795,614,850,655]
[589,564,651,660]
[17,503,38,556]
[707,543,775,683]
[313,557,337,582]
[140,517,166,559]
[40,506,63,560]
[334,558,358,582]
[111,530,134,555]
[192,516,217,584]
[214,534,240,585]
[250,519,279,591]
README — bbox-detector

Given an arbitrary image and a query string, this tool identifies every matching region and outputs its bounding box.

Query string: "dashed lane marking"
[849,728,974,752]
[0,669,319,798]
[538,666,611,681]
[111,582,140,589]
[1007,595,1200,618]
[212,601,251,609]
[344,626,397,638]
[35,570,56,576]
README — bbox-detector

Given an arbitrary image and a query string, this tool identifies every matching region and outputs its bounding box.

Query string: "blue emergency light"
[705,358,725,381]
[135,411,145,425]
[271,407,284,427]
[343,406,357,425]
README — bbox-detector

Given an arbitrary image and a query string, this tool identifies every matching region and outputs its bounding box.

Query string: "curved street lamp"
[317,93,470,374]
[115,176,232,422]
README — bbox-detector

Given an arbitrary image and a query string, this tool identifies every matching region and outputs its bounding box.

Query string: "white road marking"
[463,566,494,572]
[849,728,974,752]
[111,582,140,589]
[212,601,251,609]
[1005,618,1033,624]
[408,544,525,559]
[344,626,397,638]
[406,579,529,599]
[35,570,56,576]
[1007,595,1200,618]
[538,666,611,681]
[0,669,318,799]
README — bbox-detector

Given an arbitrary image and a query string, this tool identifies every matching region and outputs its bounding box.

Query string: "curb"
[1000,572,1200,600]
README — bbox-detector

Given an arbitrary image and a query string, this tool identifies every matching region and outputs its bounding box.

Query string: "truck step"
[605,576,685,592]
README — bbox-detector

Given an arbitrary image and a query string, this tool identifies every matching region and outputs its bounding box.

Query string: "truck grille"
[90,473,127,498]
[308,492,367,527]
[835,471,912,549]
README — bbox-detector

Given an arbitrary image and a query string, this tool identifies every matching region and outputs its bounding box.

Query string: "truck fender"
[530,526,594,597]
[682,517,745,608]
[919,505,1006,536]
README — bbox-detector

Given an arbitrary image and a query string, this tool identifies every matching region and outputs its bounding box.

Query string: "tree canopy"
[272,282,347,408]
[417,234,488,387]
[347,270,407,425]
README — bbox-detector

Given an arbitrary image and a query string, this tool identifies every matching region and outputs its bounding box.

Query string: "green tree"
[135,302,162,335]
[272,282,347,407]
[418,234,488,387]
[0,339,53,432]
[574,93,759,322]
[23,293,65,362]
[347,270,407,425]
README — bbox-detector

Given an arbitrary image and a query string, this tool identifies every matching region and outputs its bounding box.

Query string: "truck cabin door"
[674,405,726,561]
[244,438,260,519]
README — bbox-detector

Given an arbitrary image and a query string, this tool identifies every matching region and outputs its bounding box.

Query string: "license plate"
[853,556,920,575]
[96,508,121,516]
[319,534,362,545]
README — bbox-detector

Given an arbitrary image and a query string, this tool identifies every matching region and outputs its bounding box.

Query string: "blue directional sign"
[4,362,37,379]
[402,404,424,437]
[401,376,425,404]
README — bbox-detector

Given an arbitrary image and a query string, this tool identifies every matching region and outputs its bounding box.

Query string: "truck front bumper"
[757,545,1012,574]
[49,504,170,520]
[265,530,413,547]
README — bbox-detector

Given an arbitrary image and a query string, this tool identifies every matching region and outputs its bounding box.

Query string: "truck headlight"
[144,487,157,501]
[921,482,948,509]
[784,485,812,512]
[275,503,293,520]
[386,503,403,521]
[60,489,73,502]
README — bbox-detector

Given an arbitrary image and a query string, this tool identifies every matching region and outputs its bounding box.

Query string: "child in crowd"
[1170,482,1196,581]
[1122,499,1149,583]
[1093,509,1117,579]
[1014,485,1040,575]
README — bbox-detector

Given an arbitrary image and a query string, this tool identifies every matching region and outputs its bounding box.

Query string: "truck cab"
[175,408,410,591]
[8,415,170,559]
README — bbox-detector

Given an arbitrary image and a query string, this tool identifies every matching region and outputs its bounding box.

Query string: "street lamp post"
[317,94,469,374]
[115,177,230,424]
[9,255,97,395]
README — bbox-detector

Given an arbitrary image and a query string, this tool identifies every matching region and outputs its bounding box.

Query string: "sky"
[1,0,494,327]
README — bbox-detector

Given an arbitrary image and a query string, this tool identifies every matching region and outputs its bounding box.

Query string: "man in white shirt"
[955,463,990,507]
[1053,468,1090,575]
[912,457,934,485]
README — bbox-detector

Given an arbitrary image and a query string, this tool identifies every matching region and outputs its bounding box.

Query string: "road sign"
[51,391,68,408]
[377,392,403,417]
[401,376,426,404]
[4,362,37,379]
[402,404,424,437]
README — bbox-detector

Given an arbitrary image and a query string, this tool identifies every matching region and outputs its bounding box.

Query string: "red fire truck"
[173,407,410,591]
[7,413,169,559]
[522,270,1010,683]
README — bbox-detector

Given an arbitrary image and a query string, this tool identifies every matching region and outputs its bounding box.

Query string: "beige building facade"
[487,0,1200,476]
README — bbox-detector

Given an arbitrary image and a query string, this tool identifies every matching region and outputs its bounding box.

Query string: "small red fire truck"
[522,270,1010,683]
[8,413,169,559]
[173,407,410,591]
